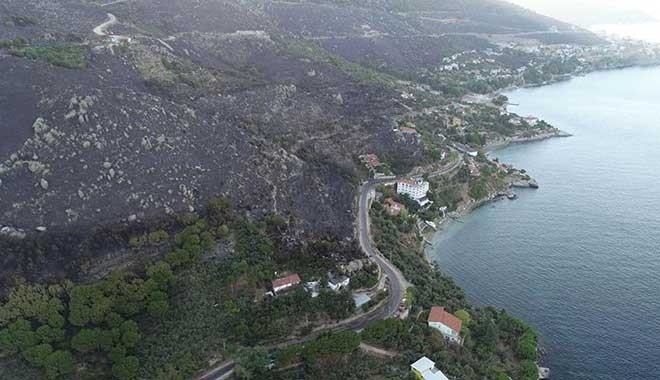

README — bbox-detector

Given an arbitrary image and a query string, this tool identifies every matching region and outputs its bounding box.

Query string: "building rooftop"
[384,198,405,215]
[397,177,425,186]
[400,127,419,134]
[428,306,462,333]
[272,273,301,290]
[360,154,381,168]
[411,357,449,380]
[411,356,435,373]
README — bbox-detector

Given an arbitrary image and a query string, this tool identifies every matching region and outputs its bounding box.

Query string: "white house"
[272,273,301,293]
[397,178,430,201]
[428,306,463,344]
[304,281,320,298]
[410,357,449,380]
[328,274,350,292]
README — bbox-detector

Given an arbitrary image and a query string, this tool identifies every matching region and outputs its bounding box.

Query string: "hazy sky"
[508,0,660,21]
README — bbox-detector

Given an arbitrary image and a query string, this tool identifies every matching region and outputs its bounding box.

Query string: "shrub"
[0,37,27,49]
[11,44,89,69]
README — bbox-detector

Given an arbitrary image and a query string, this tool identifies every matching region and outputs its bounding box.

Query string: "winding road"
[196,177,403,380]
[93,12,131,42]
[196,157,463,379]
[358,177,407,317]
[93,13,118,36]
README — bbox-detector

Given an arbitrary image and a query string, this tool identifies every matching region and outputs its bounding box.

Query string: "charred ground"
[0,0,637,284]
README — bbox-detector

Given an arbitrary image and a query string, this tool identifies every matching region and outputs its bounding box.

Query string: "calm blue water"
[427,66,660,380]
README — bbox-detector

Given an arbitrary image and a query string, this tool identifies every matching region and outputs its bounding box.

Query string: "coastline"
[421,129,562,251]
[417,64,659,373]
[499,62,660,94]
[419,65,660,380]
[484,129,572,152]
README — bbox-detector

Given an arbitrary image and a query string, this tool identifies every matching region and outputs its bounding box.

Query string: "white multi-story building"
[397,178,430,201]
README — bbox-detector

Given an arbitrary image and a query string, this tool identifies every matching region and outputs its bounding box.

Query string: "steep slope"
[0,0,606,284]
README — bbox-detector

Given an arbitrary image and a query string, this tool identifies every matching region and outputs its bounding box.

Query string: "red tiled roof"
[428,306,462,333]
[400,127,418,134]
[384,197,398,205]
[272,273,301,289]
[362,154,381,167]
[384,198,404,215]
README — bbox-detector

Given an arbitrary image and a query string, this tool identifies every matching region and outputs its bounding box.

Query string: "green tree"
[206,196,231,226]
[147,261,175,290]
[36,325,65,344]
[68,285,106,326]
[217,224,230,238]
[516,332,538,361]
[120,320,140,349]
[106,312,124,329]
[6,319,39,352]
[71,329,100,353]
[109,344,127,363]
[22,343,53,367]
[112,355,140,380]
[147,299,169,318]
[234,347,269,380]
[455,309,471,328]
[98,328,120,352]
[520,360,538,380]
[43,350,75,379]
[0,329,15,353]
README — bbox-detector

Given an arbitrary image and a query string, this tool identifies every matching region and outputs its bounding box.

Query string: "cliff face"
[0,0,602,283]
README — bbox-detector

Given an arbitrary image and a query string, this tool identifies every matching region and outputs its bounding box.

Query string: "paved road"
[427,154,463,179]
[197,172,475,379]
[197,360,234,380]
[93,13,118,36]
[195,177,403,380]
[358,177,407,317]
[93,12,131,42]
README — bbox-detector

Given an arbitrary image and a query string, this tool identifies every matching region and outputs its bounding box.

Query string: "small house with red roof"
[272,273,301,294]
[428,306,463,344]
[359,154,381,170]
[400,126,419,135]
[384,198,405,216]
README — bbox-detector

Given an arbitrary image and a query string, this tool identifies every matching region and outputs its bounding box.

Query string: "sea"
[426,65,660,379]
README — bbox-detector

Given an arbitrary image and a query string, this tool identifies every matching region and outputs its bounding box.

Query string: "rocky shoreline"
[485,129,572,152]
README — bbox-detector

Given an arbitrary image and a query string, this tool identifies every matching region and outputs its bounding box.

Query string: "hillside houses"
[411,357,449,380]
[428,306,463,345]
[272,273,301,294]
[383,197,405,216]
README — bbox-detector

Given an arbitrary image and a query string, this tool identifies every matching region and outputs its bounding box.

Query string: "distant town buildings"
[428,306,463,344]
[272,273,301,294]
[523,116,539,126]
[410,356,449,380]
[397,178,430,206]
